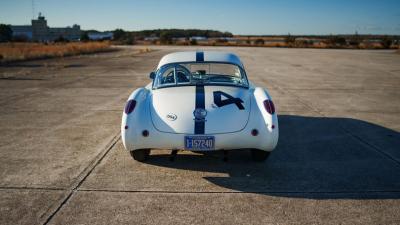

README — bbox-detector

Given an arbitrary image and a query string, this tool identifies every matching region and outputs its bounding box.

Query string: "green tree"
[348,32,362,46]
[190,39,197,45]
[113,29,126,40]
[80,32,90,41]
[160,31,173,44]
[329,36,346,46]
[223,31,233,37]
[0,24,13,42]
[381,36,393,49]
[246,36,251,45]
[124,35,135,45]
[285,33,295,44]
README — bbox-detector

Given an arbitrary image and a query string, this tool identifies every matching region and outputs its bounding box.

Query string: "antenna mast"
[31,0,35,19]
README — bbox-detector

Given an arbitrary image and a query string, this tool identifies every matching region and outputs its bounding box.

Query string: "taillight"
[263,99,275,114]
[124,99,136,114]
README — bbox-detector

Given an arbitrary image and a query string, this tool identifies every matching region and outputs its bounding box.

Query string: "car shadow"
[143,115,400,199]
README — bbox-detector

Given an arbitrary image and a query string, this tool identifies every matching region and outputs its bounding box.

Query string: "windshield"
[153,63,248,89]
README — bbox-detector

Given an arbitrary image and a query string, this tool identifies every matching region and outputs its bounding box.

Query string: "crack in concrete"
[76,189,400,195]
[0,186,65,191]
[41,133,120,225]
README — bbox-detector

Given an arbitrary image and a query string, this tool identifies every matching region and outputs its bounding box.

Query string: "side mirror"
[149,72,156,79]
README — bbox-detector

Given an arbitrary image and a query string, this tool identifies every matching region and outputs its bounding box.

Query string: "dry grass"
[0,42,112,63]
[136,38,399,50]
[138,47,152,54]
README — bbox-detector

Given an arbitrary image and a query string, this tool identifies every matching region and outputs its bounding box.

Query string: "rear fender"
[252,87,279,149]
[121,88,150,150]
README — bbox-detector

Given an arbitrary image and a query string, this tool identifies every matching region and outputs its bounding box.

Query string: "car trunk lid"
[149,85,251,134]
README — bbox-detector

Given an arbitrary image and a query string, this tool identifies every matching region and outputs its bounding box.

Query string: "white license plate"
[184,136,215,151]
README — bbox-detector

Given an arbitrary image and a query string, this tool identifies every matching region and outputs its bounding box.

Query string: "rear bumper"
[122,122,278,152]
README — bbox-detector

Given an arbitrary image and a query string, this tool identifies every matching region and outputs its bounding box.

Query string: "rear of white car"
[121,51,279,162]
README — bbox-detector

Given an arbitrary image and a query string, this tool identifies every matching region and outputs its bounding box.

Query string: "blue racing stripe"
[196,51,204,62]
[194,84,205,134]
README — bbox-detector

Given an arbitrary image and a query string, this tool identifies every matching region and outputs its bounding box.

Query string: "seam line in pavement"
[344,132,400,167]
[42,133,120,225]
[73,134,120,190]
[76,189,400,195]
[0,186,65,191]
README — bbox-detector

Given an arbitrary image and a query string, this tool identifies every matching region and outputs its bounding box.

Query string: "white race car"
[121,51,278,162]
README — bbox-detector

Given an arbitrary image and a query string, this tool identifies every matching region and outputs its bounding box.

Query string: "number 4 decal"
[213,91,245,110]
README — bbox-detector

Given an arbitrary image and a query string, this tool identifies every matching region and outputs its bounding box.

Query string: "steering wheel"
[175,65,191,83]
[163,71,175,83]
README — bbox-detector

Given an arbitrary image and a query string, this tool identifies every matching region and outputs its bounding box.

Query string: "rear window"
[153,62,248,88]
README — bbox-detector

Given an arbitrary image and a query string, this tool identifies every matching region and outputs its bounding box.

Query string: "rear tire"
[251,149,270,162]
[130,149,150,162]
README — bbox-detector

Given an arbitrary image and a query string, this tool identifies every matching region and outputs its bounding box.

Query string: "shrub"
[285,34,295,44]
[254,38,265,45]
[294,40,309,48]
[160,31,173,44]
[329,36,347,46]
[80,32,90,42]
[113,29,127,40]
[123,36,135,45]
[381,36,393,49]
[190,39,197,45]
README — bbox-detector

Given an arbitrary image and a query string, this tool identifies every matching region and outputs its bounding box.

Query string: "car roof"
[157,51,244,69]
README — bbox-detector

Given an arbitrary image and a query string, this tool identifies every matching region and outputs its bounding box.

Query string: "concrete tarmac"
[0,46,399,225]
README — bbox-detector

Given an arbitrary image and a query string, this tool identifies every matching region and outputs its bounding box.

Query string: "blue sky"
[1,0,399,35]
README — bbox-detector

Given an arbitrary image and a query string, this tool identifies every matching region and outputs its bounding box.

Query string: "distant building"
[190,36,207,41]
[10,25,33,40]
[11,13,81,41]
[144,36,159,41]
[88,32,113,40]
[172,37,187,41]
